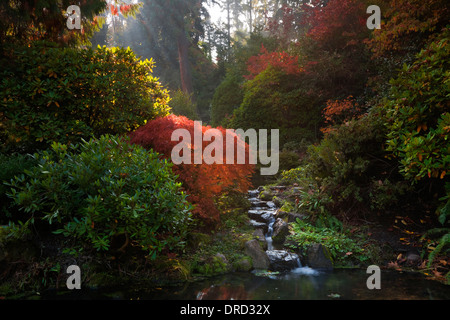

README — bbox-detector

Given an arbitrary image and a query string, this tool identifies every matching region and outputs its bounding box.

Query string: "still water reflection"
[121,269,450,300]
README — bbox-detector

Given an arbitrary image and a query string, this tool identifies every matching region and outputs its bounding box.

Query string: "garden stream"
[39,190,450,300]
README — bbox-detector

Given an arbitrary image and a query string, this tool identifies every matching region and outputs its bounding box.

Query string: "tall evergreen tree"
[132,0,208,94]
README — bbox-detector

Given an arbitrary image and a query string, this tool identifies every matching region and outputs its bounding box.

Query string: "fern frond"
[427,233,450,268]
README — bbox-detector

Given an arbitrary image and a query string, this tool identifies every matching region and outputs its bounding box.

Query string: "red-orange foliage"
[321,96,362,134]
[305,0,368,51]
[109,4,132,16]
[367,0,449,58]
[245,45,302,80]
[129,115,255,227]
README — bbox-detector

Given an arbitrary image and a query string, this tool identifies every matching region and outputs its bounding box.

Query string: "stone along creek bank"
[244,188,331,274]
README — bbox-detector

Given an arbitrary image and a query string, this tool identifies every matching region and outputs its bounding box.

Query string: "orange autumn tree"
[129,115,255,227]
[305,0,368,51]
[321,96,362,134]
[367,0,450,58]
[245,45,303,80]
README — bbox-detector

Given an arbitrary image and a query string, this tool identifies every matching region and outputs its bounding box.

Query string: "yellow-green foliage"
[0,42,170,152]
[169,89,199,120]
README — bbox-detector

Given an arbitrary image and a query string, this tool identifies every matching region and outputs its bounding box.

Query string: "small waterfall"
[265,216,276,251]
[295,257,302,268]
[291,256,319,275]
[248,189,319,275]
[248,190,318,275]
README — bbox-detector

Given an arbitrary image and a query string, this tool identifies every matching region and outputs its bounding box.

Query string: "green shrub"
[279,167,305,185]
[297,112,411,218]
[0,153,37,222]
[0,41,170,152]
[278,150,301,172]
[229,66,321,145]
[383,27,450,182]
[6,135,192,259]
[169,89,199,120]
[210,73,244,126]
[287,218,365,264]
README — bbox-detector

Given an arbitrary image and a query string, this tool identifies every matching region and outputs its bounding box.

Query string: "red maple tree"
[129,115,254,227]
[245,44,303,80]
[321,96,362,134]
[305,0,367,51]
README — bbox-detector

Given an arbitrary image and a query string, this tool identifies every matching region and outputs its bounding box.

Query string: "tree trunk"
[249,0,253,32]
[226,0,231,51]
[177,31,193,94]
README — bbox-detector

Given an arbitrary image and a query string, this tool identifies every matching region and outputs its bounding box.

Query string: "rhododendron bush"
[130,115,255,226]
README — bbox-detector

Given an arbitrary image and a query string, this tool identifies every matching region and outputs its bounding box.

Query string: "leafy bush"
[210,73,244,127]
[278,150,301,173]
[279,167,306,185]
[383,27,450,182]
[7,135,191,259]
[0,153,37,222]
[230,66,321,145]
[129,115,254,227]
[297,112,411,219]
[287,218,366,264]
[0,41,170,152]
[321,96,362,134]
[169,89,199,120]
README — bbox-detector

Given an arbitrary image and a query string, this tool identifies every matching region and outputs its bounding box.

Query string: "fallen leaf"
[432,270,443,277]
[387,261,402,270]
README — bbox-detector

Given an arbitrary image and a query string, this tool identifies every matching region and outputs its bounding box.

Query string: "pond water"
[126,269,450,300]
[41,268,450,300]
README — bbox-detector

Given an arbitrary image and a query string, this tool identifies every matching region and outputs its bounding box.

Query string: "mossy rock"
[272,196,282,207]
[259,190,274,201]
[305,243,334,269]
[272,219,290,244]
[279,201,295,213]
[233,256,252,272]
[190,253,230,276]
